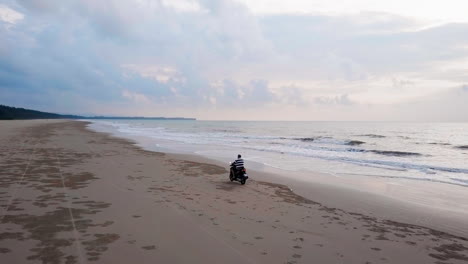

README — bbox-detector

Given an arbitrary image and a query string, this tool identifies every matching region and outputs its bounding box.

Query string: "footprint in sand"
[0,248,11,253]
[293,237,304,242]
[141,245,157,250]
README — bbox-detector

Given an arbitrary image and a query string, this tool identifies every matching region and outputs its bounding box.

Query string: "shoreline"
[1,119,467,263]
[86,120,468,238]
[86,119,468,188]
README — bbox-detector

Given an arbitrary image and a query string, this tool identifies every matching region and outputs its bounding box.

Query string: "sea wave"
[211,128,242,133]
[293,136,366,146]
[346,140,365,146]
[296,137,316,142]
[428,142,451,146]
[370,150,422,157]
[450,178,468,185]
[357,134,386,138]
[455,145,468,150]
[113,123,426,159]
[243,144,466,176]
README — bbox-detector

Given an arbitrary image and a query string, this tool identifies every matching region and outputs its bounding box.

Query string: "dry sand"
[0,120,467,264]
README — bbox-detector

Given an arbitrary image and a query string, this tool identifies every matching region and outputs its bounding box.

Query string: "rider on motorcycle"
[232,154,244,177]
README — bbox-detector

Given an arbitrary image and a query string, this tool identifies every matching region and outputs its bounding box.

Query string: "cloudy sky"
[1,0,467,121]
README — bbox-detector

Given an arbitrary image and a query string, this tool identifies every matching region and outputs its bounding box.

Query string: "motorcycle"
[229,163,249,185]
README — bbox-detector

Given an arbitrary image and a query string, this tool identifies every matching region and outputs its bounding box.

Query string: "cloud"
[121,64,181,84]
[0,4,24,24]
[385,86,468,121]
[1,0,468,120]
[204,79,278,107]
[392,77,415,90]
[122,90,150,104]
[260,14,468,78]
[314,94,354,105]
[276,85,308,106]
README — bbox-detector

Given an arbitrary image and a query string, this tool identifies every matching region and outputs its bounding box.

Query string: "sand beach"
[0,120,467,264]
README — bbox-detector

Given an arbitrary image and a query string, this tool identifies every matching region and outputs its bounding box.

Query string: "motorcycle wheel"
[241,179,246,185]
[229,172,234,182]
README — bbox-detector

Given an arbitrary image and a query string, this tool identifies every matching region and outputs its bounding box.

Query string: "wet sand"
[0,120,467,263]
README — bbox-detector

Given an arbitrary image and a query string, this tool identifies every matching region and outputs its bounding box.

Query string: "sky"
[1,0,468,121]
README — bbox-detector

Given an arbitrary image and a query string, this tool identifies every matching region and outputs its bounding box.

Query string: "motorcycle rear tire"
[241,179,246,185]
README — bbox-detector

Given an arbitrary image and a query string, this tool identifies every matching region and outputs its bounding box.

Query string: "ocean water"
[88,120,468,187]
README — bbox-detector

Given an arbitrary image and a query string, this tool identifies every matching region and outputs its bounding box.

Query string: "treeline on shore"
[0,105,80,120]
[0,105,196,120]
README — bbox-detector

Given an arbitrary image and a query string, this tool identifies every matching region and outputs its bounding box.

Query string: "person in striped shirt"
[233,154,244,175]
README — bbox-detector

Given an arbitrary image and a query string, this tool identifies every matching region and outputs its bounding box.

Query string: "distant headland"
[0,105,196,120]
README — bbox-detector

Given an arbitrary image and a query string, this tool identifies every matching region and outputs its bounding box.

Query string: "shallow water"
[88,120,468,187]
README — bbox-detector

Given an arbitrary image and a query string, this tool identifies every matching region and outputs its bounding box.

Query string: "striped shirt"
[233,158,244,169]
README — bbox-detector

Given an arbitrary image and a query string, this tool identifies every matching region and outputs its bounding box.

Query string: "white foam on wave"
[244,144,468,174]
